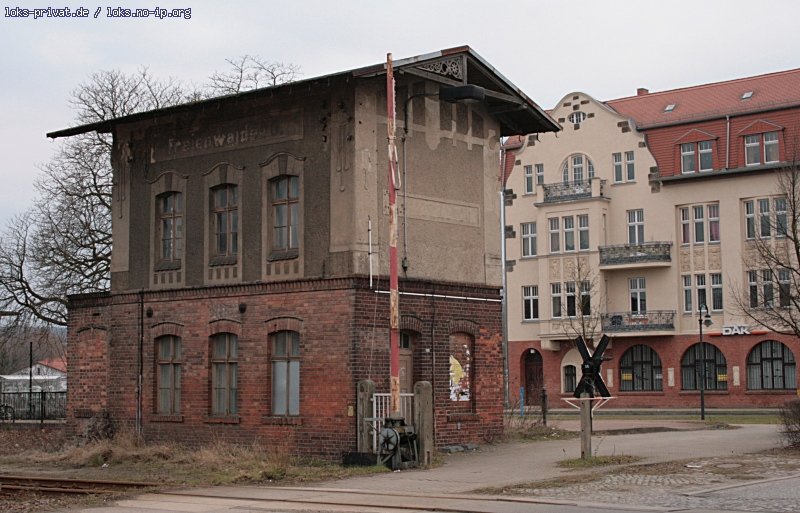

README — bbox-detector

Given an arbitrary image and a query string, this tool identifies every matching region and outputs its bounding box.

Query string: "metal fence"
[0,391,66,421]
[371,393,414,452]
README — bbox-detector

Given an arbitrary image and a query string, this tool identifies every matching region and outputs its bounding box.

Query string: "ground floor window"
[747,340,796,390]
[619,344,662,391]
[563,365,577,393]
[681,342,727,390]
[211,333,238,415]
[272,330,300,416]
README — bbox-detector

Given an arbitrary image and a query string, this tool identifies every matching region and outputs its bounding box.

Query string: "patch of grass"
[558,454,641,468]
[0,428,389,487]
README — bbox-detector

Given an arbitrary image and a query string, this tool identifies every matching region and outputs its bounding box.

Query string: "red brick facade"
[67,277,502,457]
[510,333,800,409]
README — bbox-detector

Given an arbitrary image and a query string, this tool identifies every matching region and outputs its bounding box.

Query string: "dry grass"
[557,454,641,468]
[0,427,388,486]
[503,414,578,442]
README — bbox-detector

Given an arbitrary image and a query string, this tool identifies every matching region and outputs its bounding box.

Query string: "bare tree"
[205,55,301,95]
[732,157,800,338]
[560,257,604,345]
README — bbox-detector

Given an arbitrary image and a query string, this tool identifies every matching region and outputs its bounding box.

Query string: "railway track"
[0,475,157,496]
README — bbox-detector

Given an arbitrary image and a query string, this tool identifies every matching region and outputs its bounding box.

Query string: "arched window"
[156,335,181,414]
[747,340,796,390]
[157,192,183,262]
[272,330,300,416]
[681,343,727,390]
[561,154,595,183]
[211,333,238,415]
[619,345,662,391]
[563,365,577,393]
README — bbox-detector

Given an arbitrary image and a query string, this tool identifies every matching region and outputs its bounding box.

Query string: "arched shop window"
[747,340,796,390]
[681,343,727,390]
[619,345,662,391]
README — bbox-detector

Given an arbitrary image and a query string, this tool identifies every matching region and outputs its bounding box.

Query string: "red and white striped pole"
[386,53,401,418]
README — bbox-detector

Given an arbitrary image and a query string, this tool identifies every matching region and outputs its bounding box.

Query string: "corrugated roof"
[607,68,800,128]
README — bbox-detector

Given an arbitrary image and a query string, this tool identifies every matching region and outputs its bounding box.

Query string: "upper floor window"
[613,152,624,183]
[521,222,537,257]
[578,214,590,250]
[549,217,560,253]
[745,131,780,166]
[680,203,719,244]
[627,209,644,244]
[681,141,714,173]
[568,111,586,125]
[744,197,786,240]
[523,285,539,321]
[625,151,635,181]
[561,154,594,184]
[535,163,544,185]
[629,277,646,313]
[271,176,299,252]
[523,165,534,194]
[272,330,300,416]
[212,185,238,257]
[158,192,183,262]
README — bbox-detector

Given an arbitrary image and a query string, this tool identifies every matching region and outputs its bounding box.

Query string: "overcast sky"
[1,0,799,227]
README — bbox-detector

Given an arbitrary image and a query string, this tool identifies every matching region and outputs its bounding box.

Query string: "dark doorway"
[523,350,543,406]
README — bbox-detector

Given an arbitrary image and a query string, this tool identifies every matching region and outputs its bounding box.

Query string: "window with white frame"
[580,281,591,315]
[779,268,791,307]
[708,204,720,242]
[565,281,577,317]
[523,285,539,320]
[535,163,544,184]
[744,197,787,240]
[549,217,560,253]
[551,283,562,318]
[681,141,714,173]
[745,131,780,166]
[627,209,644,244]
[523,165,534,194]
[696,274,707,310]
[613,152,623,183]
[680,207,690,244]
[629,277,646,313]
[625,151,635,181]
[693,205,705,243]
[578,214,590,250]
[563,216,575,252]
[682,275,693,313]
[561,154,595,184]
[711,273,723,311]
[521,222,537,257]
[748,270,776,308]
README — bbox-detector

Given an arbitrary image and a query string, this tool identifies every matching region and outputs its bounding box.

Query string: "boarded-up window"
[449,333,473,402]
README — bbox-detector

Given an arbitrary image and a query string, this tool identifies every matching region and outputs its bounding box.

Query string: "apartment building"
[505,69,800,409]
[49,47,558,458]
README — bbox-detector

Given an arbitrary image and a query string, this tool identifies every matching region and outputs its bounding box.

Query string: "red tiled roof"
[38,358,67,373]
[501,136,524,185]
[607,68,800,128]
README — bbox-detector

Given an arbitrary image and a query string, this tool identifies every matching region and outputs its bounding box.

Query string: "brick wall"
[67,277,503,458]
[510,333,800,409]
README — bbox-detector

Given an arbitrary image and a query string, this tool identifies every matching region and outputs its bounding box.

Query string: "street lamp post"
[698,304,712,420]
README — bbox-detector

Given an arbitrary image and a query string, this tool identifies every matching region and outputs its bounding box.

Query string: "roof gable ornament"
[674,128,719,144]
[736,119,784,136]
[416,57,464,80]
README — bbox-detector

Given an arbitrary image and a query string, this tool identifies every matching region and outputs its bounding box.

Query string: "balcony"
[601,310,676,333]
[599,242,672,269]
[540,178,607,204]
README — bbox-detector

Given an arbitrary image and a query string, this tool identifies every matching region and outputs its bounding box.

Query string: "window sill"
[261,416,303,426]
[678,390,728,395]
[151,414,184,422]
[205,415,240,424]
[617,391,664,395]
[522,319,540,323]
[154,260,182,272]
[210,255,237,267]
[268,249,299,262]
[745,389,797,395]
[447,412,479,423]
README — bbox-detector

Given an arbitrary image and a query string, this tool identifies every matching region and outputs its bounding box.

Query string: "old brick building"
[49,47,557,458]
[504,69,800,410]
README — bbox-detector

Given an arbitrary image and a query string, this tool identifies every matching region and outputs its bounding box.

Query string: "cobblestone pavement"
[502,453,800,512]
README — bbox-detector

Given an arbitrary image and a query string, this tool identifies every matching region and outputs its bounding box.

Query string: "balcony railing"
[601,310,676,332]
[541,179,606,203]
[599,242,672,266]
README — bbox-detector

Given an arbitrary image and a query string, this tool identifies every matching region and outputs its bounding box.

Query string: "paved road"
[71,423,787,513]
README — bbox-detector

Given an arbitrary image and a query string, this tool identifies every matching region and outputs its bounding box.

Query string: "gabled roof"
[38,358,67,373]
[607,68,800,128]
[48,46,559,139]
